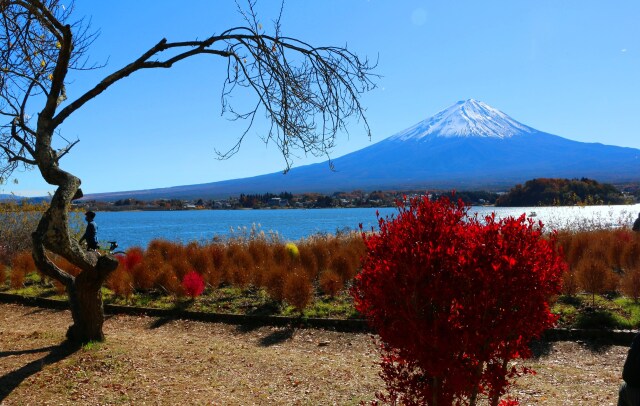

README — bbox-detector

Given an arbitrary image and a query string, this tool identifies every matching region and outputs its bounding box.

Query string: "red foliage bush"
[122,247,144,271]
[352,196,566,405]
[182,270,205,298]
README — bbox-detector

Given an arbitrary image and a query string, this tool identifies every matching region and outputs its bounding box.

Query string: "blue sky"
[4,1,640,196]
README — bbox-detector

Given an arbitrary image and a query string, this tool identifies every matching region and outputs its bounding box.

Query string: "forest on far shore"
[495,178,633,207]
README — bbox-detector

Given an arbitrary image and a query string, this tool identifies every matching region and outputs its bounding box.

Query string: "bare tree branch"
[0,0,376,343]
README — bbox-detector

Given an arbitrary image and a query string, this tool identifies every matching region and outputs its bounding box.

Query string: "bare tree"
[0,0,376,343]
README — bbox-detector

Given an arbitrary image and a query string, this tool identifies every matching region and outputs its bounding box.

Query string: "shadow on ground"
[0,341,80,402]
[530,338,617,360]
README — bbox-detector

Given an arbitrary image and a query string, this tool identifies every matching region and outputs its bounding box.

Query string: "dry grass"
[0,303,630,405]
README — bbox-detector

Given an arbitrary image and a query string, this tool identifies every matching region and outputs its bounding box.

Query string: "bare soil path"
[0,303,630,405]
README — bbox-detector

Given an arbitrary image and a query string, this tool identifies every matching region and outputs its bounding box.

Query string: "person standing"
[619,332,640,406]
[79,211,99,250]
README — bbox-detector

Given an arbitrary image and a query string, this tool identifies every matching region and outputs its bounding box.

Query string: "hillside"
[495,178,630,206]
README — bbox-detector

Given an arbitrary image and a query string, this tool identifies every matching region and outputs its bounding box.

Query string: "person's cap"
[85,211,96,218]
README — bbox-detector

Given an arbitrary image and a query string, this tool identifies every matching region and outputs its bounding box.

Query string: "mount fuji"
[87,99,640,200]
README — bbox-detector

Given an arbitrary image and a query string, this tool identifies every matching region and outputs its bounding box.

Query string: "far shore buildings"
[267,197,289,207]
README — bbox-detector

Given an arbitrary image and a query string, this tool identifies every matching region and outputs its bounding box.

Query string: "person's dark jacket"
[623,333,640,388]
[80,221,98,250]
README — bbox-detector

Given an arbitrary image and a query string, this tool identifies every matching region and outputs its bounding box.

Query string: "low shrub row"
[4,212,640,312]
[557,228,640,303]
[1,232,365,312]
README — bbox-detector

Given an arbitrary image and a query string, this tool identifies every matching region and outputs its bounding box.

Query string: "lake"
[93,204,640,250]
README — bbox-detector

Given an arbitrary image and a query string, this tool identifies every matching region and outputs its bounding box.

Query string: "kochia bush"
[352,196,566,406]
[182,270,206,298]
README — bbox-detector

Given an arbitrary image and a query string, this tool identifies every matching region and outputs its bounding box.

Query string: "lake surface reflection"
[93,204,640,250]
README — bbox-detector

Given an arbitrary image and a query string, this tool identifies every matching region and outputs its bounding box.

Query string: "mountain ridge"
[83,100,640,201]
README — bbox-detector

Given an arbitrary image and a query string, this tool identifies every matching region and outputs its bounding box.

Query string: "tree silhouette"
[0,0,376,343]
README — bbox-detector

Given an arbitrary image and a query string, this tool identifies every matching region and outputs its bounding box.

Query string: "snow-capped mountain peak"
[390,99,536,141]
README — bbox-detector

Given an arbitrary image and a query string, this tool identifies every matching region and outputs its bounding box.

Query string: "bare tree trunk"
[432,377,438,406]
[30,128,118,343]
[66,260,113,342]
[489,358,510,406]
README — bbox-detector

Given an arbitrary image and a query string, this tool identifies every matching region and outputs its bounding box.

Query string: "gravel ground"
[0,303,631,405]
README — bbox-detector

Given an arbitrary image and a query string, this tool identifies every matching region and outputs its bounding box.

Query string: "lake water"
[94,204,640,250]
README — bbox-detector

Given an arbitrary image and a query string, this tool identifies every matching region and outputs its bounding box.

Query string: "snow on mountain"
[390,99,536,141]
[84,99,640,200]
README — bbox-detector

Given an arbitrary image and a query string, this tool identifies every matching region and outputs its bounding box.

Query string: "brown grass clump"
[107,261,134,298]
[557,230,590,267]
[621,266,640,302]
[310,238,331,272]
[264,264,286,302]
[297,243,319,278]
[9,251,34,289]
[271,243,290,269]
[0,262,6,285]
[147,239,180,261]
[283,267,313,312]
[204,243,226,288]
[226,243,253,288]
[319,269,343,297]
[575,254,617,305]
[329,254,356,284]
[561,268,579,296]
[622,234,640,270]
[247,239,271,268]
[187,243,214,276]
[169,257,191,282]
[156,263,182,296]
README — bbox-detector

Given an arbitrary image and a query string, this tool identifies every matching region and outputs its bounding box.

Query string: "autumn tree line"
[495,177,632,206]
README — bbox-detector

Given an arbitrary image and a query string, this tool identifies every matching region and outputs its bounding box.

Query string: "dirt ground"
[0,303,630,405]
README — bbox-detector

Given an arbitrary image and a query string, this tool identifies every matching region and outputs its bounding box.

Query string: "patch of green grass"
[552,302,578,327]
[552,294,640,329]
[9,270,640,327]
[300,293,360,319]
[82,340,101,351]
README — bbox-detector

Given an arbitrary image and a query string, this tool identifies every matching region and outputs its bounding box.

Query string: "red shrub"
[122,247,144,271]
[352,196,566,405]
[182,270,205,298]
